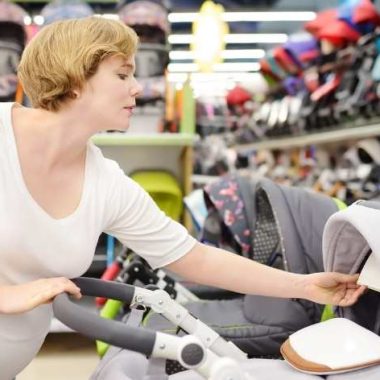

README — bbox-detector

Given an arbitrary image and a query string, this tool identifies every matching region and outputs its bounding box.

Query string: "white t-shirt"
[0,102,196,379]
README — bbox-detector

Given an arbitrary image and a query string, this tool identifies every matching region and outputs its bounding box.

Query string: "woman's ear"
[68,89,80,100]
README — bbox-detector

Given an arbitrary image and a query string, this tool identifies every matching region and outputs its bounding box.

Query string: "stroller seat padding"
[145,296,313,357]
[281,318,380,375]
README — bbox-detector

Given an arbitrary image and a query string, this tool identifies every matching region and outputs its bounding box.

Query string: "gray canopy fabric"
[144,176,339,357]
[323,200,380,333]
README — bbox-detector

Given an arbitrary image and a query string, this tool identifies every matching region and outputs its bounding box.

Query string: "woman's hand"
[302,272,366,307]
[0,277,82,314]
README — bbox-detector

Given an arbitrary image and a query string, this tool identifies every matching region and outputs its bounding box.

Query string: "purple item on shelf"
[284,37,320,68]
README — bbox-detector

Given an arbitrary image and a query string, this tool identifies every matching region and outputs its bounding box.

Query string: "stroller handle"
[53,277,252,379]
[53,277,156,356]
[73,277,135,303]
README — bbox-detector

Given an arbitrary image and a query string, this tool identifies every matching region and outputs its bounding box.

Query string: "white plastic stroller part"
[322,200,380,291]
[53,277,253,380]
[281,318,380,375]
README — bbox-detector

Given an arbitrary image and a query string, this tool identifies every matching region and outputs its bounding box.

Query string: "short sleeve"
[103,162,197,269]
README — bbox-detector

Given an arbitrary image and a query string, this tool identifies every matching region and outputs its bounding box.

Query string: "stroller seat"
[145,295,312,358]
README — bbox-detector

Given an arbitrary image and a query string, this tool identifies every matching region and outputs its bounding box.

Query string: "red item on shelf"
[304,9,337,36]
[317,19,361,45]
[353,0,380,26]
[95,262,122,307]
[226,85,252,106]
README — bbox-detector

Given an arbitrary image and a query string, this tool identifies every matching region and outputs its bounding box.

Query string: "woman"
[0,17,365,379]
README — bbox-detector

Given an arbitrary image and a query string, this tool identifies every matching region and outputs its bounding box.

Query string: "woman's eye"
[118,74,128,80]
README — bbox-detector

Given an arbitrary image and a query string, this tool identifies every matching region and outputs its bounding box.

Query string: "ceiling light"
[169,49,265,60]
[167,62,260,73]
[168,11,316,23]
[168,33,288,45]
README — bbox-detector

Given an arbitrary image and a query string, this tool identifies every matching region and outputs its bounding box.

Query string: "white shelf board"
[234,122,380,152]
[92,133,197,147]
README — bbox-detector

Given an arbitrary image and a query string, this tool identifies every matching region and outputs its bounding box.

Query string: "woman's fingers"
[0,277,82,314]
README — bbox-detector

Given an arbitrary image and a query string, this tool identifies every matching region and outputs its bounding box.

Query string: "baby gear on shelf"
[130,170,183,222]
[52,277,380,380]
[40,0,94,25]
[118,0,169,105]
[0,0,27,103]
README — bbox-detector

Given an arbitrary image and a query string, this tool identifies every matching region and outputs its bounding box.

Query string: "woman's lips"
[123,106,134,116]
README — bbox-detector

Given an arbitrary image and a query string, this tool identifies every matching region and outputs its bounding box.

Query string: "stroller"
[52,200,380,380]
[139,174,343,358]
[93,175,343,364]
[53,274,380,380]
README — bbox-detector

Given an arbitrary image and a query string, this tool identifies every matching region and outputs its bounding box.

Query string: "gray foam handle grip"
[53,278,156,356]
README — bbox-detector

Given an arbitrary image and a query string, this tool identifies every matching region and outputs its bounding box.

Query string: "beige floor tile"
[18,333,100,380]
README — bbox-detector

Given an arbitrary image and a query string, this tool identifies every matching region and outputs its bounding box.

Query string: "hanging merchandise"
[118,0,169,105]
[40,0,94,25]
[0,0,27,102]
[226,85,252,108]
[118,0,170,43]
[304,9,338,36]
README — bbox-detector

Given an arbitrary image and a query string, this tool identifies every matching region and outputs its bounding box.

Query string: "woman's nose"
[131,79,143,97]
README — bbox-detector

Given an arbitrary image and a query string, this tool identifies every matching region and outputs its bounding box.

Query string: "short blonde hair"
[18,17,138,111]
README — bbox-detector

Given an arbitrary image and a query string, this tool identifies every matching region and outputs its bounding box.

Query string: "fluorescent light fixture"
[168,63,199,72]
[168,62,260,73]
[213,62,261,72]
[168,33,288,44]
[169,49,265,60]
[225,33,288,43]
[168,11,316,23]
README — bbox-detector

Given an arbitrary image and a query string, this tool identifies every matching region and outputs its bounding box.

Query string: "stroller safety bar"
[53,277,252,380]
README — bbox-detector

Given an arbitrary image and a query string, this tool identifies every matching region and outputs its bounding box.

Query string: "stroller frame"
[53,277,251,380]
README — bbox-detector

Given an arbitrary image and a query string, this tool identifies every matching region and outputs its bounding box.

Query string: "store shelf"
[92,132,197,147]
[234,121,380,152]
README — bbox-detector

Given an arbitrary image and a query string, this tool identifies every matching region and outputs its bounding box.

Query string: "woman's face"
[76,54,142,132]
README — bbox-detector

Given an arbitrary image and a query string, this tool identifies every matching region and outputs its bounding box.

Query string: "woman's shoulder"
[87,142,126,180]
